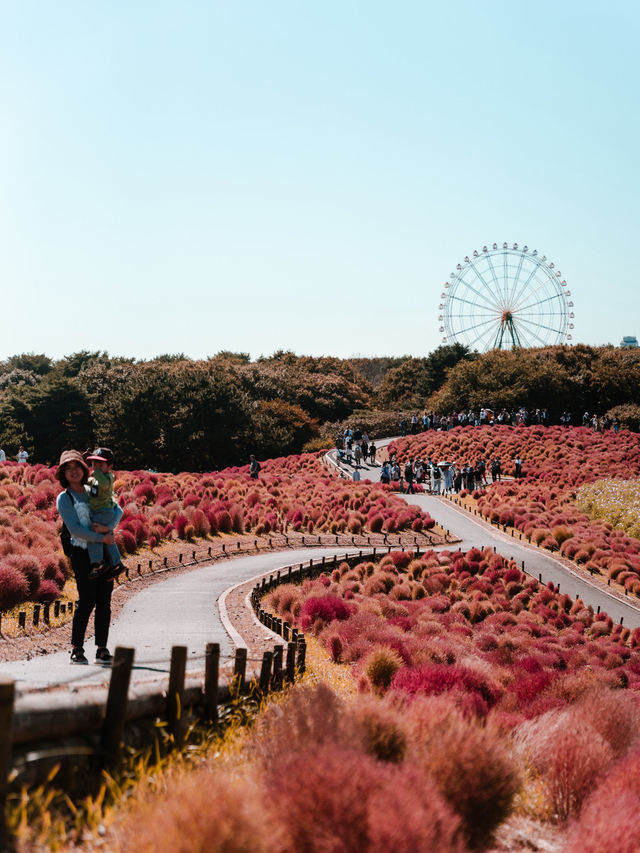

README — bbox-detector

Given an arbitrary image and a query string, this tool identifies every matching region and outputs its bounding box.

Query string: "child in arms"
[86,447,125,580]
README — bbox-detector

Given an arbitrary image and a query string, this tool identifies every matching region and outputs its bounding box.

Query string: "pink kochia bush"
[391,425,640,589]
[0,451,437,609]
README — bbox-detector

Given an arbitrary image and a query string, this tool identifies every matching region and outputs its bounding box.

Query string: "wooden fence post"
[0,680,15,836]
[259,651,273,693]
[204,642,220,723]
[167,646,188,748]
[273,645,284,689]
[100,647,134,767]
[286,642,296,683]
[297,637,307,676]
[233,648,247,694]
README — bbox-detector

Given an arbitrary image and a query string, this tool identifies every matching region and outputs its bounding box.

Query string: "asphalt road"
[0,547,359,693]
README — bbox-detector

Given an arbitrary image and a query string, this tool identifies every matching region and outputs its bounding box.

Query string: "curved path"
[326,442,640,629]
[0,547,359,693]
[2,439,639,696]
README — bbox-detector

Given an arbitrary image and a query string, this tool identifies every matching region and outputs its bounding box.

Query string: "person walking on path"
[432,463,442,494]
[56,449,123,666]
[404,458,416,494]
[514,456,522,479]
[353,443,363,469]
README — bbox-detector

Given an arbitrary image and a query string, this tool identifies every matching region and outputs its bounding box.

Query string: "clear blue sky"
[2,1,638,361]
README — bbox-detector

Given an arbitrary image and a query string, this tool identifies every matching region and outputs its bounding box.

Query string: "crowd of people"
[335,427,377,468]
[335,424,527,493]
[399,407,620,433]
[379,455,518,494]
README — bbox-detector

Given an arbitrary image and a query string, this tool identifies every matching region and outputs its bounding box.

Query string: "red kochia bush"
[133,482,156,503]
[389,550,412,569]
[299,595,354,630]
[265,744,464,853]
[391,664,501,714]
[36,579,62,602]
[4,554,42,597]
[116,529,138,553]
[0,565,30,610]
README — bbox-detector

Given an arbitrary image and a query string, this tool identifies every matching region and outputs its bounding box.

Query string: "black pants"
[70,546,114,649]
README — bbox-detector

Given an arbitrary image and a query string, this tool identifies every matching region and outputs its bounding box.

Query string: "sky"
[2,0,638,362]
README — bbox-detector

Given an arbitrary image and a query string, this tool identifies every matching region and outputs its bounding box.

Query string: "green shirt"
[88,469,115,512]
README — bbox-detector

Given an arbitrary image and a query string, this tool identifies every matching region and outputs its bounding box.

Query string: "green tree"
[3,353,52,376]
[377,345,471,409]
[3,375,93,464]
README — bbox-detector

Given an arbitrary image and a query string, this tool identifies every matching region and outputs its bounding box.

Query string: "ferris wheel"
[438,243,574,351]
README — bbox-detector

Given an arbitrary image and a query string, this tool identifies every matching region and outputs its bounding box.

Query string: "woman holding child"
[56,448,123,665]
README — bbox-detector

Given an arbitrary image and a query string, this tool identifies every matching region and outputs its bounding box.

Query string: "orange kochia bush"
[390,426,640,590]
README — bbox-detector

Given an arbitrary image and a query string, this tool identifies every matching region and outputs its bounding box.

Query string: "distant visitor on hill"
[249,455,261,478]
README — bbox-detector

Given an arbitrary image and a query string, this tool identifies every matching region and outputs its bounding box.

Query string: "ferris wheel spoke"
[516,289,565,313]
[455,317,504,350]
[510,262,539,309]
[484,253,508,309]
[512,322,545,348]
[516,315,567,340]
[452,315,501,338]
[507,251,526,307]
[468,326,501,351]
[503,250,510,307]
[448,293,501,316]
[452,277,503,314]
[512,269,560,311]
[466,262,505,311]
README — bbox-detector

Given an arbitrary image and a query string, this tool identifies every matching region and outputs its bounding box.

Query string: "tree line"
[0,344,637,471]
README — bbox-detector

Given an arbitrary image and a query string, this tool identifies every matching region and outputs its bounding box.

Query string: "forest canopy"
[0,344,638,470]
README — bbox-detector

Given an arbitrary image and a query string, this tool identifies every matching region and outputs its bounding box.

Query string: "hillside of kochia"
[0,452,436,610]
[389,425,640,593]
[2,343,640,470]
[259,547,640,844]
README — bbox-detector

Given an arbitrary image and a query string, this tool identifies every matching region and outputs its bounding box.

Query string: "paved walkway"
[2,438,639,695]
[326,442,640,629]
[0,548,358,693]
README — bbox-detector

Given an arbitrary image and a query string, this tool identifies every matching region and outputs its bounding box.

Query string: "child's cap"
[86,447,114,464]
